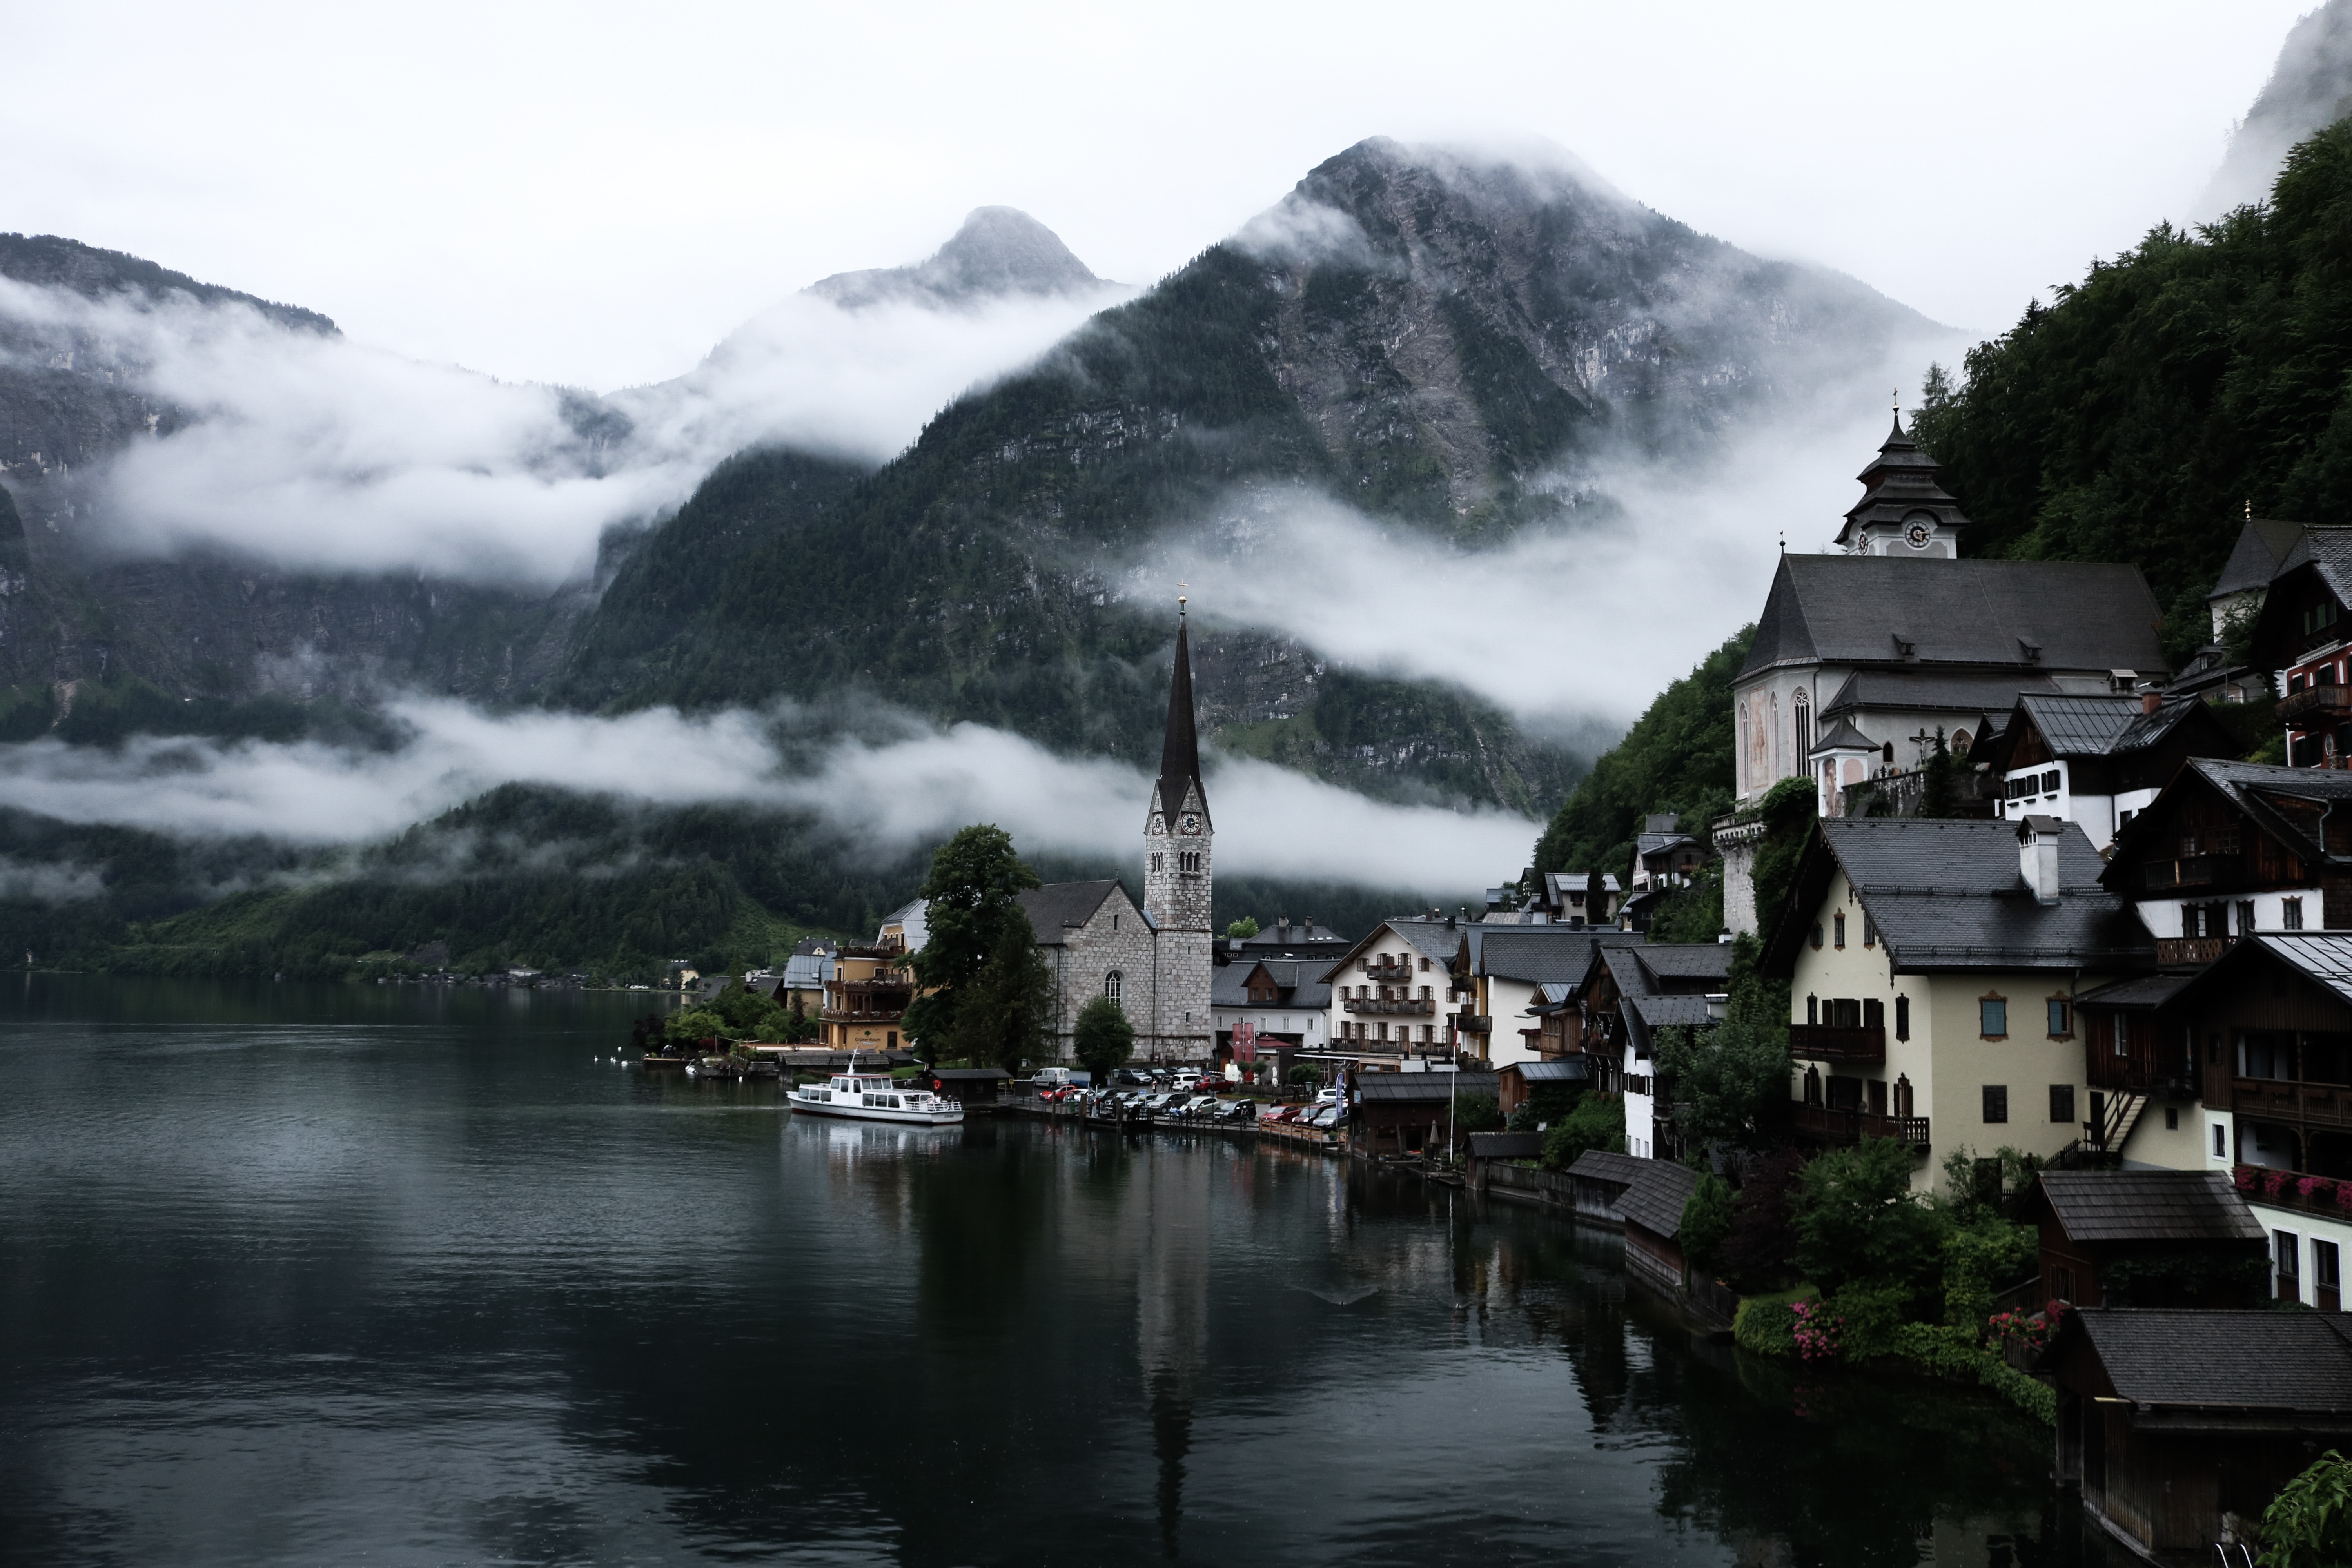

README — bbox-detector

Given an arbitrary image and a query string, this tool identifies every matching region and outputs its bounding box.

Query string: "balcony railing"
[1454,1014,1492,1034]
[2280,685,2352,723]
[1344,996,1434,1015]
[2234,1078,2352,1129]
[1363,960,1416,982]
[2154,936,2233,967]
[2141,853,2244,891]
[1788,1024,1887,1064]
[1791,1102,1931,1147]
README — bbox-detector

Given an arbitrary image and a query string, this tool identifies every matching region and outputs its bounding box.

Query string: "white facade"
[1994,758,2161,854]
[1325,925,1459,1062]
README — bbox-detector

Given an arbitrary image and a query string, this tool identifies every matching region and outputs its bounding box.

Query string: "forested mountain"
[1913,116,2352,662]
[559,138,1936,809]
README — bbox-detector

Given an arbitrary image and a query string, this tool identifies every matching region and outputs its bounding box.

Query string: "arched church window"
[1951,729,1971,755]
[1793,689,1812,759]
[1105,971,1123,1003]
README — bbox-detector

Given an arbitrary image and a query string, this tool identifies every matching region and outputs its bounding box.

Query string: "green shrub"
[1453,1093,1504,1136]
[1887,1322,2057,1426]
[1831,1280,1915,1359]
[1793,1136,1946,1297]
[1539,1094,1624,1171]
[1942,1216,2036,1331]
[2262,1449,2352,1568]
[665,1007,728,1046]
[1681,1173,1735,1279]
[1733,1288,1812,1359]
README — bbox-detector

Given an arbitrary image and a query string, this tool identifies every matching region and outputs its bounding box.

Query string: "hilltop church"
[1014,604,1217,1064]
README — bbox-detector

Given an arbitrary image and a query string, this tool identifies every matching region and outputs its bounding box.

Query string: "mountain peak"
[807,207,1105,310]
[2199,0,2352,217]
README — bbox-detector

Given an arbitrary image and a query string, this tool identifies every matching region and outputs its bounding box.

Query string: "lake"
[0,974,2126,1566]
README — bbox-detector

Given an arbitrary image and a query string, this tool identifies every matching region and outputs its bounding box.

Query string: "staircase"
[2092,1091,2146,1155]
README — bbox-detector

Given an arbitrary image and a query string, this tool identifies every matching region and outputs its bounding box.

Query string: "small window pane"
[2047,1000,2071,1038]
[1981,998,2007,1038]
[1895,995,1910,1041]
[2050,1084,2076,1124]
[1982,1085,2009,1123]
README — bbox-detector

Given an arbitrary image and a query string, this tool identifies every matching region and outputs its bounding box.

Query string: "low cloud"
[0,274,1116,586]
[1145,352,1968,734]
[0,856,107,904]
[0,698,1532,893]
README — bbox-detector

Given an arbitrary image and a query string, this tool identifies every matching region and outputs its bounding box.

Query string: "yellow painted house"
[1763,817,2157,1191]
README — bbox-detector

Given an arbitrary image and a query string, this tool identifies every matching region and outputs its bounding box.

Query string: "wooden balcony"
[1454,1014,1492,1034]
[1791,1102,1931,1147]
[2232,1078,2352,1130]
[2155,936,2233,966]
[1362,959,1415,982]
[1344,996,1434,1015]
[1788,1024,1886,1065]
[2279,684,2352,723]
[2141,853,2244,891]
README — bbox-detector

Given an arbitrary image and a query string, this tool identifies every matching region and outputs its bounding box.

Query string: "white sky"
[0,0,2312,392]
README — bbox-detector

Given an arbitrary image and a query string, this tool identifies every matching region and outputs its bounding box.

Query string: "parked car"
[1307,1105,1343,1130]
[1109,1069,1152,1088]
[1213,1098,1256,1123]
[1178,1094,1220,1117]
[1263,1104,1303,1124]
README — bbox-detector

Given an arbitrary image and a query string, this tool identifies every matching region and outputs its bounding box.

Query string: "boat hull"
[787,1093,963,1126]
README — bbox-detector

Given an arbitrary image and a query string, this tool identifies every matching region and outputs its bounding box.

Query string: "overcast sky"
[1,0,2313,392]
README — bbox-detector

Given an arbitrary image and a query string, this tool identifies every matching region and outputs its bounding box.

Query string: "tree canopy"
[904,826,1053,1069]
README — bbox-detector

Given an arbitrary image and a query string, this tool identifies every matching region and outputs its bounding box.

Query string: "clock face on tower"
[1181,814,1200,834]
[1905,521,1932,550]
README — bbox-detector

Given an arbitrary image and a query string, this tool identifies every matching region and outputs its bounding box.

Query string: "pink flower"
[2301,1176,2327,1200]
[2235,1166,2258,1191]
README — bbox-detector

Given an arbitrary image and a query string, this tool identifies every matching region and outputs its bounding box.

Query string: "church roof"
[1154,612,1210,829]
[1015,880,1124,946]
[1833,415,1972,548]
[1741,556,2167,682]
[2209,516,2308,601]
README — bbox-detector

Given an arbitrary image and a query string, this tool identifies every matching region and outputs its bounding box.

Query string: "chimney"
[2141,691,2161,715]
[2018,816,2062,906]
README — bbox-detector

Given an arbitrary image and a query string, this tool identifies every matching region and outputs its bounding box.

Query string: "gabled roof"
[1566,1149,1649,1188]
[1819,668,2071,723]
[1354,1072,1502,1105]
[1469,926,1643,984]
[2103,759,2352,889]
[2162,933,2352,1018]
[1978,693,2230,777]
[2274,526,2352,606]
[1635,945,1735,985]
[1765,819,2155,976]
[1317,916,1467,984]
[2073,973,2194,1010]
[2033,1170,2266,1245]
[1015,880,1124,946]
[2208,516,2307,601]
[2045,1309,2352,1414]
[1501,1059,1590,1083]
[1613,1160,1702,1240]
[1741,555,2167,682]
[1211,957,1332,1010]
[1809,716,1876,755]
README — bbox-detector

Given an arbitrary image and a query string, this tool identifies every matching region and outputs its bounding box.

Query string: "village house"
[820,945,915,1053]
[875,898,929,955]
[1210,951,1334,1076]
[769,937,839,1019]
[1569,943,1730,1160]
[1619,813,1710,931]
[2096,758,2352,950]
[1348,1071,1501,1158]
[2246,525,2352,767]
[1975,693,2239,851]
[1454,925,1648,1071]
[1526,870,1622,927]
[2040,1308,2352,1564]
[2206,513,2306,640]
[1763,817,2155,1192]
[1318,916,1466,1067]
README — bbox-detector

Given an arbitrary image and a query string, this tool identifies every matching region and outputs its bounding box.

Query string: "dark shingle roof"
[2037,1170,2267,1244]
[2108,759,2352,880]
[1636,946,1735,984]
[2274,526,2352,606]
[1504,1059,1590,1083]
[1819,668,2072,721]
[1772,819,2154,974]
[1613,1160,1702,1240]
[1566,1149,1650,1188]
[1354,1073,1501,1105]
[1467,1131,1544,1160]
[2060,1310,2352,1413]
[1626,995,1719,1033]
[1473,927,1642,984]
[2074,973,2195,1009]
[1015,881,1122,946]
[1211,958,1332,1009]
[2209,517,2307,599]
[1810,716,1876,754]
[1740,556,2168,681]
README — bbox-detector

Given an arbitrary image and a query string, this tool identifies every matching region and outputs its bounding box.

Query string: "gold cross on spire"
[1178,580,1188,615]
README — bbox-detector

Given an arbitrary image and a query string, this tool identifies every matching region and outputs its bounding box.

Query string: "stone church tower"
[1143,601,1214,1058]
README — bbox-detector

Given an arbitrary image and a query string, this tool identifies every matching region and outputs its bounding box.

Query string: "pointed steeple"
[1156,598,1209,828]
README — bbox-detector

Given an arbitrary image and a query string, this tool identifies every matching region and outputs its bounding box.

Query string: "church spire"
[1156,592,1208,827]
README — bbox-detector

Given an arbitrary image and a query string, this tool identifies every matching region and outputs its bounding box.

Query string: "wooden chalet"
[2245,524,2352,769]
[2041,1308,2352,1564]
[2098,758,2352,958]
[1564,1148,1647,1227]
[1974,692,2238,852]
[2022,1170,2267,1308]
[1497,1057,1588,1116]
[1612,1159,1701,1296]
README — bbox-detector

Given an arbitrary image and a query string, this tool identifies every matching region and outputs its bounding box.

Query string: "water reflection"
[0,976,2125,1568]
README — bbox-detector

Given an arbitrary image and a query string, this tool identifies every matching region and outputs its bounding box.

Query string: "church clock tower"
[1143,593,1213,1060]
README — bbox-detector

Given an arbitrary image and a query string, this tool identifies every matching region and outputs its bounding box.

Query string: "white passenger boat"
[786,1068,964,1125]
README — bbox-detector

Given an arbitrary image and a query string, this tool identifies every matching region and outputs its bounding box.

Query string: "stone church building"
[1016,607,1216,1064]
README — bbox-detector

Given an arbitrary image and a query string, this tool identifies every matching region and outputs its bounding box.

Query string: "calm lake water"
[0,975,2127,1568]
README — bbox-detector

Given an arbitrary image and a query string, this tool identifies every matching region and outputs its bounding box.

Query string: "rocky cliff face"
[2200,0,2352,217]
[559,140,1938,812]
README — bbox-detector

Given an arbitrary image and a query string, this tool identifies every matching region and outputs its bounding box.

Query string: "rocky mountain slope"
[2200,0,2352,217]
[559,139,1938,811]
[805,205,1108,310]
